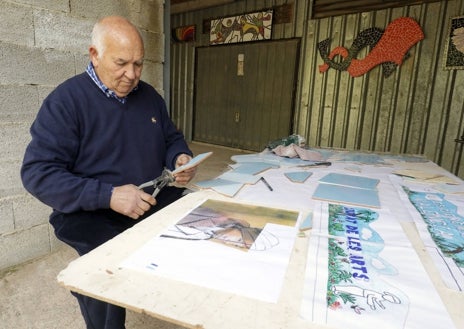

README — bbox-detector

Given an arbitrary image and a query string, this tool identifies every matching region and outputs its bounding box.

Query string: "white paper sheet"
[391,175,464,291]
[121,201,300,303]
[301,202,456,329]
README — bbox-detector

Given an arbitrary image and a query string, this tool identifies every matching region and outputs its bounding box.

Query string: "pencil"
[260,177,273,191]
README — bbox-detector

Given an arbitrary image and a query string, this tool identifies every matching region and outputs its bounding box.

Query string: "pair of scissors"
[138,168,175,197]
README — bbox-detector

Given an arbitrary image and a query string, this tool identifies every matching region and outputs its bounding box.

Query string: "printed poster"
[301,203,455,329]
[122,199,300,303]
[400,186,464,291]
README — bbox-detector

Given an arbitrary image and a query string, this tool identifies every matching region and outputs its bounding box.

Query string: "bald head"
[91,16,144,58]
[89,16,145,97]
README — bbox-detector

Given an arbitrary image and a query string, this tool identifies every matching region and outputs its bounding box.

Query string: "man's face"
[90,34,144,98]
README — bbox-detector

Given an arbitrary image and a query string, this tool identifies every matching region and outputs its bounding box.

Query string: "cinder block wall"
[0,0,165,271]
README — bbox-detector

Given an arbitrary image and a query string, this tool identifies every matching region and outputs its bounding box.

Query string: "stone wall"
[0,0,165,271]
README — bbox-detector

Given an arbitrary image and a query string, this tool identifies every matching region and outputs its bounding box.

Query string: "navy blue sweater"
[21,73,192,214]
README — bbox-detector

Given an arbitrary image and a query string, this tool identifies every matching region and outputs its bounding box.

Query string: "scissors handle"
[138,168,175,196]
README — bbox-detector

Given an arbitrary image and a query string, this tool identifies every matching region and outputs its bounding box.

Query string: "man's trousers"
[50,186,186,329]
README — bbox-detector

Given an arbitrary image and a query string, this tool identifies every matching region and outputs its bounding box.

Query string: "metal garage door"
[193,39,300,151]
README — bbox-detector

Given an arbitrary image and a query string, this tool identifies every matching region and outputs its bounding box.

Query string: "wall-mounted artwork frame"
[172,25,195,42]
[444,16,464,70]
[209,10,273,45]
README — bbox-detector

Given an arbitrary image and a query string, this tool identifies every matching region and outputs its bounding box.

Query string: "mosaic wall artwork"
[318,17,424,78]
[444,16,464,70]
[172,25,195,42]
[209,10,273,45]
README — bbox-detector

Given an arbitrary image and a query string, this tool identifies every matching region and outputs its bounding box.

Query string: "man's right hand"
[109,184,156,219]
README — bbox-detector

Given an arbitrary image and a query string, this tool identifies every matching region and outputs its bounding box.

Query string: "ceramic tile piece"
[219,171,261,184]
[230,153,310,167]
[299,213,313,231]
[193,178,244,197]
[172,152,213,174]
[319,173,379,190]
[312,183,381,208]
[284,171,312,183]
[230,162,278,175]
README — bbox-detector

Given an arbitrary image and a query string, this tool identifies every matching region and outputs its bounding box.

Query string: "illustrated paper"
[301,203,456,329]
[122,199,300,303]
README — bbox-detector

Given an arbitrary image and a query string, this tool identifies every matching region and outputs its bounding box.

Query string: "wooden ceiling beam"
[171,0,236,14]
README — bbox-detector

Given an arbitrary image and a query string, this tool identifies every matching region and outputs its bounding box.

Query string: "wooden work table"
[57,156,464,329]
[58,190,314,328]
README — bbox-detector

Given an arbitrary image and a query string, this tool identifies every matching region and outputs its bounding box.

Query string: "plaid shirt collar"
[86,62,138,104]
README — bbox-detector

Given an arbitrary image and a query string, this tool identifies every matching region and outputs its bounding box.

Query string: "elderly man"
[21,16,196,328]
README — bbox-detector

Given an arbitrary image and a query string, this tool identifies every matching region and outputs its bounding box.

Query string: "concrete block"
[0,197,14,234]
[74,53,89,74]
[69,0,131,20]
[69,0,163,33]
[0,1,34,47]
[33,10,93,54]
[32,0,70,12]
[0,224,51,270]
[13,193,51,231]
[0,159,23,192]
[49,224,66,252]
[0,122,31,159]
[0,85,40,119]
[0,194,47,235]
[129,1,164,33]
[13,0,70,12]
[0,41,76,86]
[141,30,164,63]
[37,85,56,104]
[142,60,164,91]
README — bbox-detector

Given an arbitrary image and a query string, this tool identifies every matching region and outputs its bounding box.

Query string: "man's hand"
[174,153,197,185]
[110,184,156,219]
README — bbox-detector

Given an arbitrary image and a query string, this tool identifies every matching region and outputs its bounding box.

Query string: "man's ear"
[89,46,99,67]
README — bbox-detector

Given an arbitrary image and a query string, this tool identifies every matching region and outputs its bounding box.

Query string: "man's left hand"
[174,153,196,185]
